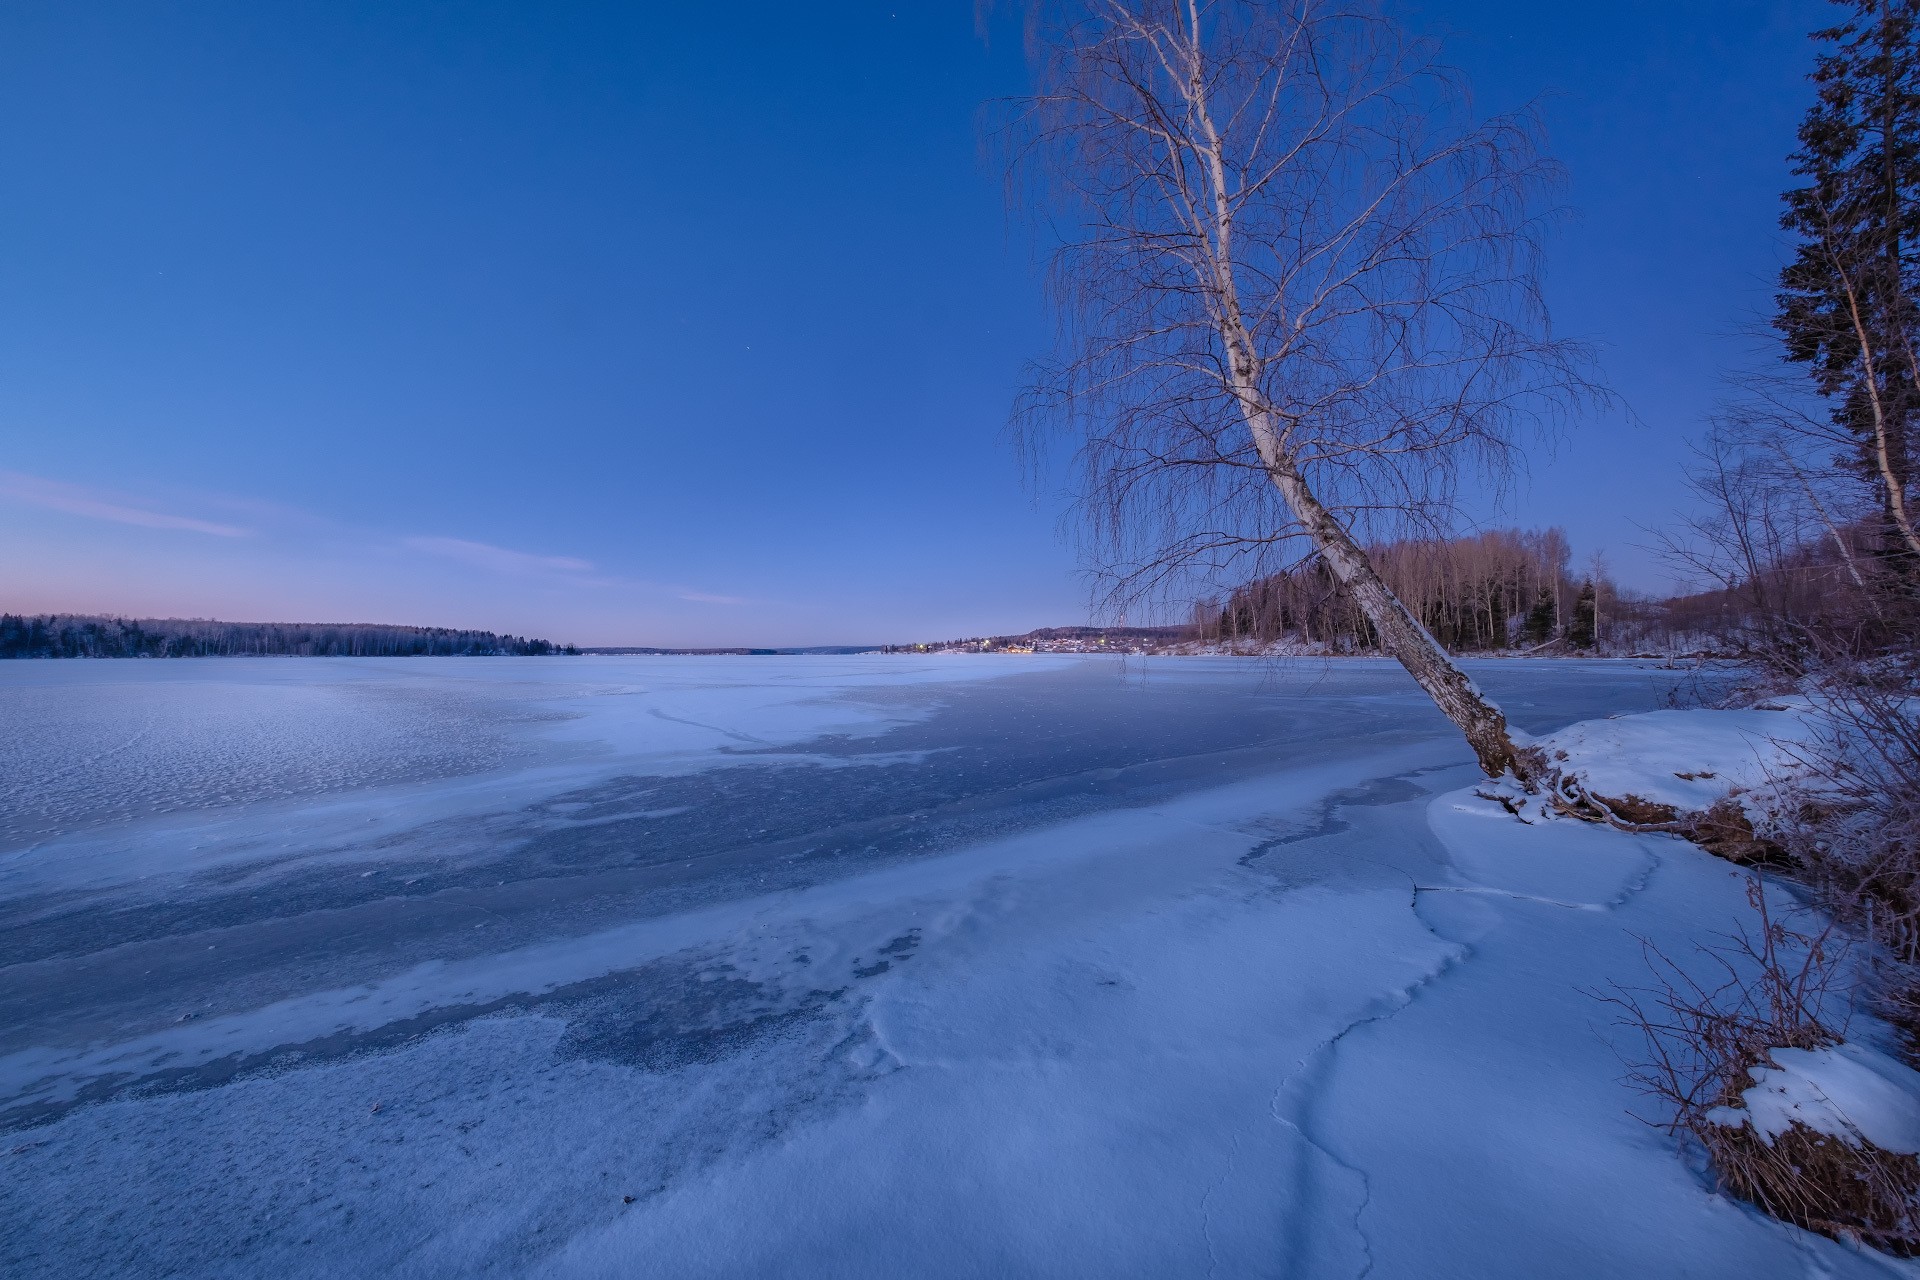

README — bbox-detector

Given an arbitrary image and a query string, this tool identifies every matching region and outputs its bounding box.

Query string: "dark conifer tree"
[1776,0,1920,562]
[1567,581,1598,651]
[1523,589,1558,647]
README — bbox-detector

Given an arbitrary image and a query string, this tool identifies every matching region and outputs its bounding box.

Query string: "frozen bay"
[1,655,1901,1278]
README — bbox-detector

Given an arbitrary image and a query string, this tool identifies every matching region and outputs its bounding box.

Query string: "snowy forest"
[1187,514,1897,658]
[1190,528,1613,652]
[0,614,574,659]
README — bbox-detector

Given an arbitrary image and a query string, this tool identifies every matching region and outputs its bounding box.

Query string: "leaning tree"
[1005,0,1597,778]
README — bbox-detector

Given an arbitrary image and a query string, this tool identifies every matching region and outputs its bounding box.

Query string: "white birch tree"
[1006,0,1600,777]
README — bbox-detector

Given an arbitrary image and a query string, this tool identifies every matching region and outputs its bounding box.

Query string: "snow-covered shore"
[1531,699,1825,823]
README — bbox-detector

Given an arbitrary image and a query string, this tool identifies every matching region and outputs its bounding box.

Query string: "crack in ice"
[1198,1124,1242,1280]
[1267,884,1474,1278]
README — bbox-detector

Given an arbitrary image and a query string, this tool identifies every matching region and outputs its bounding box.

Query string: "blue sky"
[0,1,1832,646]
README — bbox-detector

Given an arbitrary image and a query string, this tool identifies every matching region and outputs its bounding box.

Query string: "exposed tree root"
[1535,770,1795,870]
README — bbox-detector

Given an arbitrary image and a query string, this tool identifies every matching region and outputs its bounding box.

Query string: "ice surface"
[1,656,1905,1277]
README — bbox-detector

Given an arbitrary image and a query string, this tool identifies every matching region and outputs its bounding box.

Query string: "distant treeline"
[1199,529,1586,653]
[1191,527,1760,655]
[0,614,576,659]
[1196,523,1879,658]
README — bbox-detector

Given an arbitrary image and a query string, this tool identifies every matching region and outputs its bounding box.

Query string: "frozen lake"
[1,655,1881,1278]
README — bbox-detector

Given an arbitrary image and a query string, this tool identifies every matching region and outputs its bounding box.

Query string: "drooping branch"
[1005,0,1603,779]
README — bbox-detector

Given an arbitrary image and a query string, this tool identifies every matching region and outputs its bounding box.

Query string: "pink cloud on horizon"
[0,470,251,537]
[402,535,595,576]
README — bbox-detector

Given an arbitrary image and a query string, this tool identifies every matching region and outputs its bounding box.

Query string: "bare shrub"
[1653,416,1900,672]
[1768,650,1920,1051]
[1793,661,1920,953]
[1603,880,1844,1126]
[1597,881,1920,1250]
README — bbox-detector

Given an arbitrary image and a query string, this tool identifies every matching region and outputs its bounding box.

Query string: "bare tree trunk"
[1184,25,1524,779]
[1823,222,1920,557]
[1216,288,1522,773]
[1258,442,1522,775]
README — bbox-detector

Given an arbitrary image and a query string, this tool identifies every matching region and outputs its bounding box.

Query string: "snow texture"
[1711,1042,1920,1154]
[0,655,1910,1278]
[1532,701,1823,816]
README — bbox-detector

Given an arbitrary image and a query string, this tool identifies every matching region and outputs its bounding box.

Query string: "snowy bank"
[1527,701,1826,839]
[1503,696,1920,1252]
[1710,1042,1920,1153]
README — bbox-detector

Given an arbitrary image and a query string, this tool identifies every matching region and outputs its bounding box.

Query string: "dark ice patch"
[0,955,846,1133]
[555,970,842,1072]
[1238,771,1434,866]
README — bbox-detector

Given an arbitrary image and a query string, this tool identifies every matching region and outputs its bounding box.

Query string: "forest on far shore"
[0,614,574,659]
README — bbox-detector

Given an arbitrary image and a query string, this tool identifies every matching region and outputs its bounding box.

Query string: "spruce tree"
[1777,0,1920,560]
[1523,588,1558,647]
[1568,581,1598,650]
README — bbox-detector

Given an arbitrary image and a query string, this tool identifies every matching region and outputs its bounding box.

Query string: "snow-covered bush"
[1601,882,1920,1251]
[1704,1041,1920,1252]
